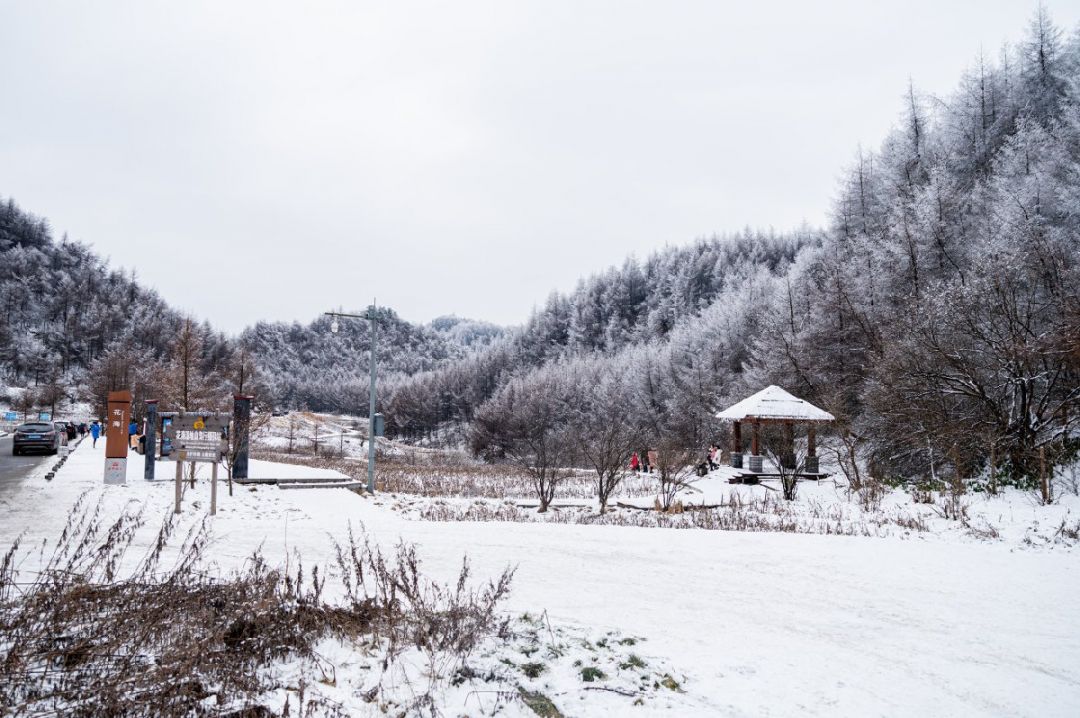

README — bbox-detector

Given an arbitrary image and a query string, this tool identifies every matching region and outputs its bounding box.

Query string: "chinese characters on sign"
[163,414,229,463]
[104,390,132,484]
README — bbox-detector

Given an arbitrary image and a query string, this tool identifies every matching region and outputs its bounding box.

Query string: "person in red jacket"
[630,452,640,472]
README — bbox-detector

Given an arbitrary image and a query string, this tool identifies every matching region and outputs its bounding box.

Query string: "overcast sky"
[2,1,1077,333]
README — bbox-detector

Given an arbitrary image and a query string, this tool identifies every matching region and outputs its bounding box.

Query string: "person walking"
[90,421,101,448]
[128,419,139,449]
[630,452,640,472]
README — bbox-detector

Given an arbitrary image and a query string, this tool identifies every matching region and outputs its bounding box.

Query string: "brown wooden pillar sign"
[103,390,132,485]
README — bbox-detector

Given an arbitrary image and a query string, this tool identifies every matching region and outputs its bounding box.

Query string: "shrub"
[580,666,606,682]
[0,499,515,716]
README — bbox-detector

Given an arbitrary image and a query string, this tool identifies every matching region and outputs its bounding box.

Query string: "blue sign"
[3,411,16,422]
[161,417,173,456]
[38,412,52,421]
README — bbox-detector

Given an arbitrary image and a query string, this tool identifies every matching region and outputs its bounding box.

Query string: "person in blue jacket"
[90,421,101,448]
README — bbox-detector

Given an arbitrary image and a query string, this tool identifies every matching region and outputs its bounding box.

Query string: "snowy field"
[2,439,1079,716]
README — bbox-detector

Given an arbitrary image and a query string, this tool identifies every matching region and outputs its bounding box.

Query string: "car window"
[19,423,54,431]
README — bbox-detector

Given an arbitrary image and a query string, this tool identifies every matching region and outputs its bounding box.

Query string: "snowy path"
[2,441,1078,716]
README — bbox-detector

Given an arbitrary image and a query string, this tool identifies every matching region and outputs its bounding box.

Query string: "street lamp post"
[326,304,381,494]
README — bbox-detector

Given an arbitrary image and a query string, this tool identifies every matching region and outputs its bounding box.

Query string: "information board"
[164,413,229,463]
[3,411,16,422]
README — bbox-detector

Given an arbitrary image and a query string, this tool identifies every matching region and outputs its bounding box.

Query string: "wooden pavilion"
[716,385,835,475]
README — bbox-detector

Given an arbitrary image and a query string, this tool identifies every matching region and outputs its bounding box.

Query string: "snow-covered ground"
[2,440,1079,716]
[255,411,369,458]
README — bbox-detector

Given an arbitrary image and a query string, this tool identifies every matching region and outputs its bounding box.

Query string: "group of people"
[85,419,142,451]
[629,444,724,476]
[706,444,720,471]
[696,444,722,476]
[629,449,658,473]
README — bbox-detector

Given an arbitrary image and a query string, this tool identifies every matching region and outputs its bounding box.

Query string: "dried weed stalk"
[1,504,514,717]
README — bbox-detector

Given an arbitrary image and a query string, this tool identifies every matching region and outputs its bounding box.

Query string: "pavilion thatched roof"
[716,385,835,422]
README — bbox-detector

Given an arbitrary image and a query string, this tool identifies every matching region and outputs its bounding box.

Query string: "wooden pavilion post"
[731,421,743,468]
[749,420,762,473]
[782,421,795,469]
[806,425,819,474]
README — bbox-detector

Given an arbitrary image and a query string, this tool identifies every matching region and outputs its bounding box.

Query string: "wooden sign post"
[104,391,132,485]
[175,457,183,513]
[164,412,230,515]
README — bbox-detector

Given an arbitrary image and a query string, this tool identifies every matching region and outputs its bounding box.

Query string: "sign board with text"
[4,411,16,422]
[104,391,132,485]
[105,391,132,460]
[163,413,229,463]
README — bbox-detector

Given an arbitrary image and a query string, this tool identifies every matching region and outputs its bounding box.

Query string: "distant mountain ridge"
[240,310,504,412]
[0,198,183,385]
[0,199,502,413]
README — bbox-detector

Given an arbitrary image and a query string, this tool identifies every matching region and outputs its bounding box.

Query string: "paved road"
[0,435,53,495]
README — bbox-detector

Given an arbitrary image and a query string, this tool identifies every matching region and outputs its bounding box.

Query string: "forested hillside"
[0,200,494,417]
[383,229,815,439]
[387,9,1080,483]
[242,312,504,413]
[0,200,254,417]
[0,199,183,386]
[754,9,1080,479]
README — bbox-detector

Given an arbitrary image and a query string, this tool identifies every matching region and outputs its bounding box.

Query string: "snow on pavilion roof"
[716,385,835,422]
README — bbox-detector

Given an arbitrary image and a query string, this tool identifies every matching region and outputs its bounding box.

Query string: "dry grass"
[0,493,514,717]
[253,450,935,539]
[1055,517,1080,542]
[255,451,658,501]
[407,492,931,537]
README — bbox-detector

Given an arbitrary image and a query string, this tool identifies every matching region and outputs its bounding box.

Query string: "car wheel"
[12,447,19,456]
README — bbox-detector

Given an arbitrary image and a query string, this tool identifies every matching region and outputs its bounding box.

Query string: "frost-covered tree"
[563,357,641,513]
[470,365,575,512]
